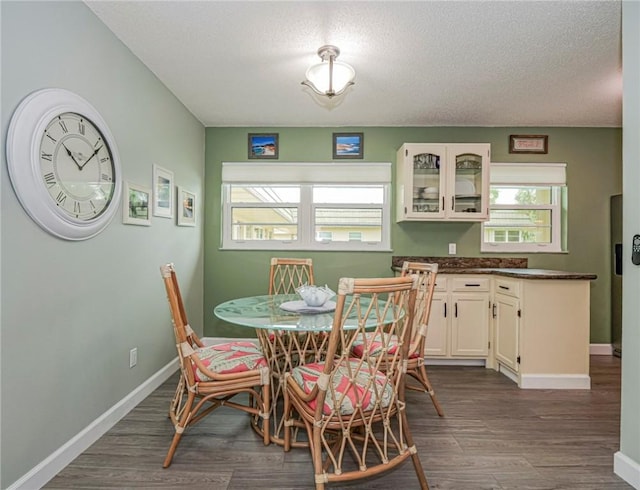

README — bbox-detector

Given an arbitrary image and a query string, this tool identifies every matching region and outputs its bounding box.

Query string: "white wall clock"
[6,88,122,240]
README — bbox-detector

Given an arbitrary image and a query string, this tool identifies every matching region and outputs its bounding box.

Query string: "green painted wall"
[205,127,621,344]
[1,2,204,487]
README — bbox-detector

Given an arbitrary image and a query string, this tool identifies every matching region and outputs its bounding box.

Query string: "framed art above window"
[248,133,279,159]
[333,133,363,159]
[509,135,548,154]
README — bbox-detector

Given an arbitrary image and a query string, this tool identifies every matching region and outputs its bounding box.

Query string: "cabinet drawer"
[495,278,520,298]
[450,277,490,292]
[434,276,447,291]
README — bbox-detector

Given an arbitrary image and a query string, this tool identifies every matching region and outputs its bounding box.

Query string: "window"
[481,163,566,253]
[222,162,391,251]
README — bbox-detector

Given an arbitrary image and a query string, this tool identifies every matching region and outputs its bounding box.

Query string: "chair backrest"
[165,263,204,348]
[319,275,418,414]
[268,257,314,294]
[160,264,198,387]
[400,261,439,356]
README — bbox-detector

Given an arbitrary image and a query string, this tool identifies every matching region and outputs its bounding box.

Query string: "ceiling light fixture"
[301,45,355,98]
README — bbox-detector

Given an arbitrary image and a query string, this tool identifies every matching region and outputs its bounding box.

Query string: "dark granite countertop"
[391,257,597,280]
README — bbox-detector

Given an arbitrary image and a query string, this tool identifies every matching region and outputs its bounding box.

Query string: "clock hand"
[62,142,83,170]
[79,145,103,169]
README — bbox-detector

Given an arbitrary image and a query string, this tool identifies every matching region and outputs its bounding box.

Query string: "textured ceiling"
[85,1,622,128]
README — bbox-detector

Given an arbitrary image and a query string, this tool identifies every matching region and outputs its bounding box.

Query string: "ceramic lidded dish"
[295,284,335,307]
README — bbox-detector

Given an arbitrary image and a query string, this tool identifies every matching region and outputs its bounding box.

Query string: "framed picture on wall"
[248,133,279,159]
[333,132,364,159]
[509,134,548,154]
[177,186,196,226]
[152,164,174,218]
[122,182,151,226]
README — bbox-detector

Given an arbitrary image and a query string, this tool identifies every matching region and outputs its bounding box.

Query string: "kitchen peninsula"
[392,256,597,390]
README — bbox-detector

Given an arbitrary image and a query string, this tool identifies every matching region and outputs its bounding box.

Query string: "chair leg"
[283,387,292,451]
[261,383,270,445]
[312,426,325,490]
[400,409,430,490]
[163,391,195,468]
[413,364,444,417]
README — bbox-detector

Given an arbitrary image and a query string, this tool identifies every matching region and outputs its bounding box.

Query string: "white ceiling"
[85,0,622,128]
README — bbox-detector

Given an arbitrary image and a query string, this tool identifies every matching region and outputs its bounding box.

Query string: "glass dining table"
[214,293,396,447]
[214,293,338,447]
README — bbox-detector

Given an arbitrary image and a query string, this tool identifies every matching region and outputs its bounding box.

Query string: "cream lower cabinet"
[425,275,490,360]
[493,278,520,373]
[491,277,591,389]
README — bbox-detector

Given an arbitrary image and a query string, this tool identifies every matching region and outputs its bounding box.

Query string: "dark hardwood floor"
[46,355,631,489]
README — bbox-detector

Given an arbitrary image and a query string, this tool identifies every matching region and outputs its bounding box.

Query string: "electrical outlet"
[448,243,457,255]
[129,347,137,368]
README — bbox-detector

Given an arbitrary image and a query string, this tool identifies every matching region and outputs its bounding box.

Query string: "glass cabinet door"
[450,150,484,217]
[410,149,445,217]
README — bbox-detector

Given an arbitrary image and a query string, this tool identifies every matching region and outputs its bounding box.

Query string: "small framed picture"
[509,134,548,154]
[177,186,196,227]
[248,133,279,159]
[152,164,174,218]
[333,132,364,159]
[122,181,151,226]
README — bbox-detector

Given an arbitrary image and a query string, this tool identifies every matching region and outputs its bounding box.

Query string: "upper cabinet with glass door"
[396,143,490,222]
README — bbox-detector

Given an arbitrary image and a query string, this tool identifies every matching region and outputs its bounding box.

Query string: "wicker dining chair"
[166,263,205,350]
[159,264,271,467]
[283,275,429,489]
[268,257,315,294]
[400,261,444,416]
[350,262,443,416]
[265,257,317,441]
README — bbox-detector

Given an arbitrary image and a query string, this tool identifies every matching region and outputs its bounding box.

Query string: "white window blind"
[490,162,566,185]
[222,161,391,184]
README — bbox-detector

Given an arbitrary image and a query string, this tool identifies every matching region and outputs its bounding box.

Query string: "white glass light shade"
[304,60,355,97]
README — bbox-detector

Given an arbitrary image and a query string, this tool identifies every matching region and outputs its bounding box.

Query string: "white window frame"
[481,163,566,253]
[221,162,392,251]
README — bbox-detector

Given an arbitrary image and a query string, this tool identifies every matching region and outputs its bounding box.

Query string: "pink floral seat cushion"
[192,342,267,381]
[289,360,393,415]
[351,332,419,359]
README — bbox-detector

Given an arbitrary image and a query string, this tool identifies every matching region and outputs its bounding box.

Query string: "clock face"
[6,88,122,240]
[39,112,116,222]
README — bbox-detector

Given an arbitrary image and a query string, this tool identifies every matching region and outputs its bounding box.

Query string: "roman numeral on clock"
[43,172,56,188]
[41,151,52,161]
[56,191,67,205]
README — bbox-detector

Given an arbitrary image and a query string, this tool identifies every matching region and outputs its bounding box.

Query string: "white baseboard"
[590,343,614,355]
[520,373,591,390]
[614,451,640,489]
[424,358,486,366]
[497,363,519,384]
[8,359,179,490]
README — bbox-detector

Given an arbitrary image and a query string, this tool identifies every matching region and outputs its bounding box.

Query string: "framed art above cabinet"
[396,143,490,222]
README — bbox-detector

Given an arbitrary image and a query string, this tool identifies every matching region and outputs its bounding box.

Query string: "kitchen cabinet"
[493,278,520,373]
[425,275,491,360]
[396,143,490,222]
[490,277,591,389]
